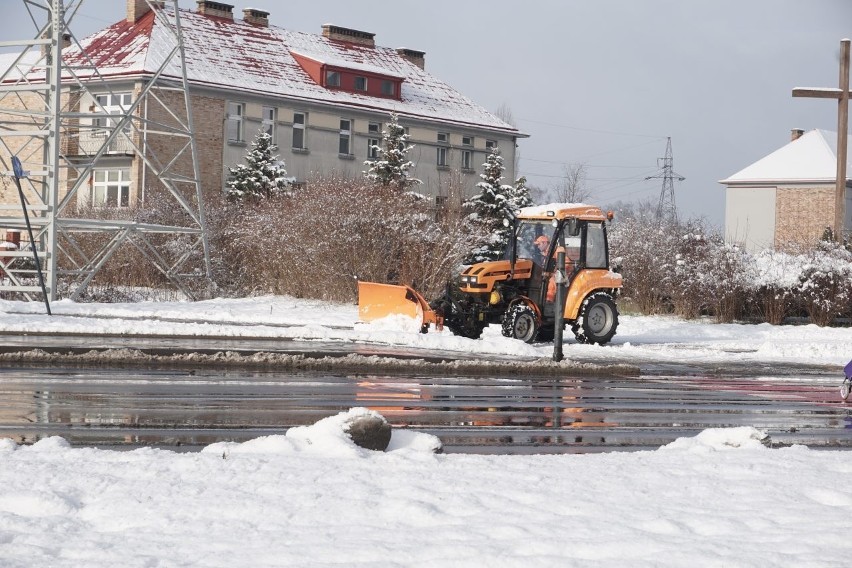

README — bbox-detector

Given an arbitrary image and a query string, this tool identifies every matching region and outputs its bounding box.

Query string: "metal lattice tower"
[0,0,212,303]
[645,137,684,223]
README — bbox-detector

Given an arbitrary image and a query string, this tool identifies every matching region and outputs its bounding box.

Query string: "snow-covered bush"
[796,241,852,326]
[608,213,678,314]
[745,250,805,325]
[210,176,477,302]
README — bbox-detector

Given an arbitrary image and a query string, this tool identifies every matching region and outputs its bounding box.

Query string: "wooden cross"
[793,38,850,241]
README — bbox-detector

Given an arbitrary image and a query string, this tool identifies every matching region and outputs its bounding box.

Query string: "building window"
[437,132,449,167]
[93,93,132,132]
[326,70,340,87]
[381,80,395,96]
[485,139,497,152]
[461,136,474,171]
[262,106,276,143]
[367,122,381,159]
[354,76,367,91]
[292,112,306,149]
[227,102,245,142]
[437,147,448,167]
[91,168,130,208]
[339,119,352,155]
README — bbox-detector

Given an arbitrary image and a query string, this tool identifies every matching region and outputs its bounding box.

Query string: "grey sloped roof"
[60,6,522,136]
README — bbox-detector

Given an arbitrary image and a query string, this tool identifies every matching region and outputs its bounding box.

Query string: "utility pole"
[645,137,684,223]
[793,38,851,242]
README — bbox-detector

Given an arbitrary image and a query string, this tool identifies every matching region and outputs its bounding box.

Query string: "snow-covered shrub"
[609,213,680,314]
[703,241,750,323]
[796,241,852,326]
[210,176,478,302]
[668,222,713,319]
[745,250,804,325]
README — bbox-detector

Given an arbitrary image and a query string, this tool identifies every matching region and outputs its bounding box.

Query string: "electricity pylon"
[0,0,212,302]
[645,137,684,224]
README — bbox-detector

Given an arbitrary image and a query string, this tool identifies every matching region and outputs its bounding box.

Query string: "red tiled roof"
[62,6,521,135]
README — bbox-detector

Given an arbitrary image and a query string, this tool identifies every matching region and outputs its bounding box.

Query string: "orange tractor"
[358,203,623,344]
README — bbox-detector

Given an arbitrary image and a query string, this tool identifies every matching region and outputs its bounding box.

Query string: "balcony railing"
[70,130,135,156]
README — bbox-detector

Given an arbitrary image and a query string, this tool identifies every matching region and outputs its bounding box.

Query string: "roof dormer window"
[326,70,340,88]
[290,49,404,100]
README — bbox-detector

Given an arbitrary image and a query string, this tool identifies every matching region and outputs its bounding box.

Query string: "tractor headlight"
[489,290,502,305]
[461,276,477,285]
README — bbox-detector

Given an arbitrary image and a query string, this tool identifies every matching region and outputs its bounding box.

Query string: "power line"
[517,117,667,139]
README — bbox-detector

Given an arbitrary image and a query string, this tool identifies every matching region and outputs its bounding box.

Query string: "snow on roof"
[0,51,42,80]
[59,6,521,135]
[720,129,851,185]
[288,49,405,80]
[519,202,608,220]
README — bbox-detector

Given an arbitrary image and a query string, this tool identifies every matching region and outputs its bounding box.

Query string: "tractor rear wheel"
[573,292,618,345]
[502,303,539,343]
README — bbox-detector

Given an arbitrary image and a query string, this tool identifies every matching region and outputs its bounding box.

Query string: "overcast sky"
[2,0,850,226]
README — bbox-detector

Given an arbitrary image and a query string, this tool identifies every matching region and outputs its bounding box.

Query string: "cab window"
[585,222,608,268]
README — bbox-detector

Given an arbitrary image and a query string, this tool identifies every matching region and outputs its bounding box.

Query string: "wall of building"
[216,90,517,204]
[724,186,776,253]
[774,185,835,249]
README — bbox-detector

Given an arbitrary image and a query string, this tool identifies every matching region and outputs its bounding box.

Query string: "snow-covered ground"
[0,296,851,566]
[0,295,849,369]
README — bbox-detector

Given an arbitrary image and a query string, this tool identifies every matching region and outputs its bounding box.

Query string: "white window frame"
[227,101,245,142]
[292,112,306,149]
[461,150,473,170]
[437,147,448,167]
[262,106,277,144]
[485,139,497,152]
[381,80,395,96]
[92,92,132,137]
[367,122,381,159]
[91,168,131,208]
[326,70,340,87]
[354,76,368,91]
[339,118,352,156]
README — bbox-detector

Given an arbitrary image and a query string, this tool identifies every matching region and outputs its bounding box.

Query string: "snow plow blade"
[357,281,443,332]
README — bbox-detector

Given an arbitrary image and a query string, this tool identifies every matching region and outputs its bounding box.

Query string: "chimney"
[322,24,375,48]
[790,128,805,141]
[40,32,71,58]
[127,0,163,23]
[243,8,269,27]
[397,48,425,70]
[196,0,234,20]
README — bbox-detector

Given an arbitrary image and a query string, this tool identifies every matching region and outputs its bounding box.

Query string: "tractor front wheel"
[573,292,618,345]
[502,303,540,343]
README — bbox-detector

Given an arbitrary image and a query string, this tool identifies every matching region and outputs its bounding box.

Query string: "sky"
[1,0,851,227]
[0,296,851,566]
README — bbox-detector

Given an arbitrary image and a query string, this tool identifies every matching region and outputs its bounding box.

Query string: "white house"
[720,129,852,252]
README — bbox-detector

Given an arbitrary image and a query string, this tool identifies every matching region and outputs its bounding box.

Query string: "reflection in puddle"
[0,366,847,453]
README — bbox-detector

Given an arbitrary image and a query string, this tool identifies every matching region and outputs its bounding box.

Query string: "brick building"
[1,0,525,216]
[720,128,852,252]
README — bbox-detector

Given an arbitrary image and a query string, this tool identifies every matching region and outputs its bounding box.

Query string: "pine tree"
[364,113,421,191]
[466,147,517,262]
[511,175,533,211]
[226,130,293,201]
